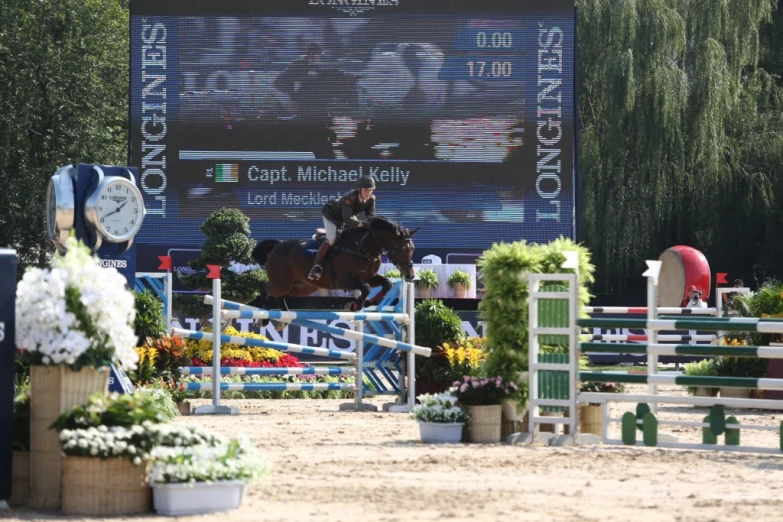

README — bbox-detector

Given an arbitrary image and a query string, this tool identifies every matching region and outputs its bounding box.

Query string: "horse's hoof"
[350,302,363,312]
[274,320,287,332]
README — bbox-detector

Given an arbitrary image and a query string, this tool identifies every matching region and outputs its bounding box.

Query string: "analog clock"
[45,165,77,252]
[83,171,146,250]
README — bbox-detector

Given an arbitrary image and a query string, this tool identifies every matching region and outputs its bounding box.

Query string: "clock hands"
[104,199,129,218]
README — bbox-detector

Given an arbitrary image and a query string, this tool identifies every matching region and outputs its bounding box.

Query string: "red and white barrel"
[657,245,711,307]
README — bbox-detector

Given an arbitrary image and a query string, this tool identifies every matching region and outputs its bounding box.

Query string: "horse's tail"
[252,239,281,266]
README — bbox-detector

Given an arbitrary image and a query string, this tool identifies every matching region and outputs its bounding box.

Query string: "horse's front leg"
[366,275,392,307]
[272,296,291,332]
[341,274,371,312]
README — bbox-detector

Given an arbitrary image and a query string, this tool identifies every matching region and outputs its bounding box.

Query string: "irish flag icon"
[215,164,239,182]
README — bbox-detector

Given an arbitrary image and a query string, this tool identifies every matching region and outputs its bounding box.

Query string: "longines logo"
[99,259,128,269]
[109,196,127,203]
[308,0,399,16]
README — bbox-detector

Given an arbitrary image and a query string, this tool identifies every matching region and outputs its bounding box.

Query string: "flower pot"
[29,365,109,509]
[152,480,246,516]
[9,450,29,506]
[501,399,521,439]
[451,283,469,299]
[418,421,464,443]
[177,401,192,416]
[692,387,719,398]
[467,404,502,443]
[579,404,603,435]
[719,386,752,408]
[61,456,152,516]
[417,287,433,298]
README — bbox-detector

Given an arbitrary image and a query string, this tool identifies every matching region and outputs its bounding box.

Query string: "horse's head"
[366,217,418,283]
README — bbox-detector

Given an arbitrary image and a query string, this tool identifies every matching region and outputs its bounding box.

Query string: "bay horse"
[250,217,418,324]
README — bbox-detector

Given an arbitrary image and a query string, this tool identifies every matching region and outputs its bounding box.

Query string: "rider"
[308,175,376,281]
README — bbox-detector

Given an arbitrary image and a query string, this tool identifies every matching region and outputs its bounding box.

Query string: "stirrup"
[308,265,323,281]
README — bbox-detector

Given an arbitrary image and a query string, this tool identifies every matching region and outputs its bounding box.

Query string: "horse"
[249,217,418,324]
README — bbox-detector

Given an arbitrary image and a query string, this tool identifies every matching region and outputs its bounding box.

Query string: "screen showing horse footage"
[130,0,576,252]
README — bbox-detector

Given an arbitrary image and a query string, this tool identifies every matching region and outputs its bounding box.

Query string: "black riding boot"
[308,241,332,280]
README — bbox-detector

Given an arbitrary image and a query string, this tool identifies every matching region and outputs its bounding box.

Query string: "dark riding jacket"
[322,189,376,228]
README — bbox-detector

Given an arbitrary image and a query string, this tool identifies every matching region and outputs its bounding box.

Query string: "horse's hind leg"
[249,285,271,328]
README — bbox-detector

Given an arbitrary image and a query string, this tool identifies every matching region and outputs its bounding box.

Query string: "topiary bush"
[175,208,268,321]
[414,299,464,384]
[477,237,595,405]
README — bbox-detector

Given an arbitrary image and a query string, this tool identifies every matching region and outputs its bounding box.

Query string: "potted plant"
[161,379,192,415]
[451,376,518,443]
[15,236,139,509]
[415,268,439,298]
[447,269,472,298]
[410,392,469,443]
[150,438,269,516]
[384,268,402,279]
[683,359,718,398]
[712,356,768,401]
[572,381,625,435]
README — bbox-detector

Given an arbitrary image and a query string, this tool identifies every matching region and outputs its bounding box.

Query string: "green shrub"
[737,279,783,346]
[683,358,718,396]
[133,289,167,344]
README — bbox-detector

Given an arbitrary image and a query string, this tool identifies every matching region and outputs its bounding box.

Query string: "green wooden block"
[636,403,651,432]
[702,415,718,445]
[642,412,658,447]
[709,405,726,436]
[780,421,783,453]
[725,416,740,446]
[621,412,637,445]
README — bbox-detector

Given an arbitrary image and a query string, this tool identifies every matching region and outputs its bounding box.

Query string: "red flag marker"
[206,264,221,279]
[716,272,728,285]
[158,256,172,272]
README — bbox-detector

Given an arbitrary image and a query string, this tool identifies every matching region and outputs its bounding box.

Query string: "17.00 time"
[467,61,512,78]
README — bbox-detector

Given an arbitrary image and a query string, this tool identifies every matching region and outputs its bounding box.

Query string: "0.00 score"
[476,32,513,48]
[466,61,512,78]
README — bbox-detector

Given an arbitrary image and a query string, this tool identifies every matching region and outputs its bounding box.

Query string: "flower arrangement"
[411,392,469,424]
[59,424,156,466]
[184,326,283,365]
[158,379,191,404]
[15,236,138,371]
[133,387,179,420]
[441,337,486,381]
[151,438,269,484]
[451,376,517,406]
[579,381,625,393]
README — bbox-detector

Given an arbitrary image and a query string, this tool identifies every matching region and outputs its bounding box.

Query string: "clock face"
[95,180,145,241]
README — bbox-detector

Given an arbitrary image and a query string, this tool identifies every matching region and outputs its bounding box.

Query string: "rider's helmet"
[357,175,376,190]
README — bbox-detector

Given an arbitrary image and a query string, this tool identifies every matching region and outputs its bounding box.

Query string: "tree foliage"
[578,0,783,294]
[0,0,128,270]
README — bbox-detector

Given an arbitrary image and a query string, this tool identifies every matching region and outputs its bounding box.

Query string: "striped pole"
[580,343,783,358]
[181,366,356,376]
[578,317,783,333]
[172,328,357,361]
[208,296,431,357]
[285,317,432,357]
[586,334,716,342]
[220,309,409,324]
[584,307,718,315]
[579,371,783,391]
[185,382,356,392]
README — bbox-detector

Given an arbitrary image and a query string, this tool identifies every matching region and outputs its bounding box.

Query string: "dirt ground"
[5,385,783,522]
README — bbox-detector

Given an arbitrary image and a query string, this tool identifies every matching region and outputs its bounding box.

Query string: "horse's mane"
[366,216,404,234]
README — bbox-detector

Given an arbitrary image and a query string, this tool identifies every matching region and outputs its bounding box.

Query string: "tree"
[578,0,780,294]
[0,0,128,272]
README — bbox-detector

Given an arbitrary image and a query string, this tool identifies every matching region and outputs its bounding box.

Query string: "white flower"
[15,237,138,370]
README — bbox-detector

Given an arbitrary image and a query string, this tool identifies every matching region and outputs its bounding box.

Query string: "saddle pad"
[302,238,324,258]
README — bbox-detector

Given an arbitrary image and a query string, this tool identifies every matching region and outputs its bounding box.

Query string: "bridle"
[358,226,414,272]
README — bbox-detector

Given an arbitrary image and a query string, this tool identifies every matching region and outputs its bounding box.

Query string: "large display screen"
[130,0,576,254]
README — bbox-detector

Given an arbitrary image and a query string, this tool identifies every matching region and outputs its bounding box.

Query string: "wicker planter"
[29,365,109,509]
[467,404,502,443]
[9,450,29,506]
[579,404,603,435]
[177,401,192,416]
[692,387,719,398]
[61,456,152,516]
